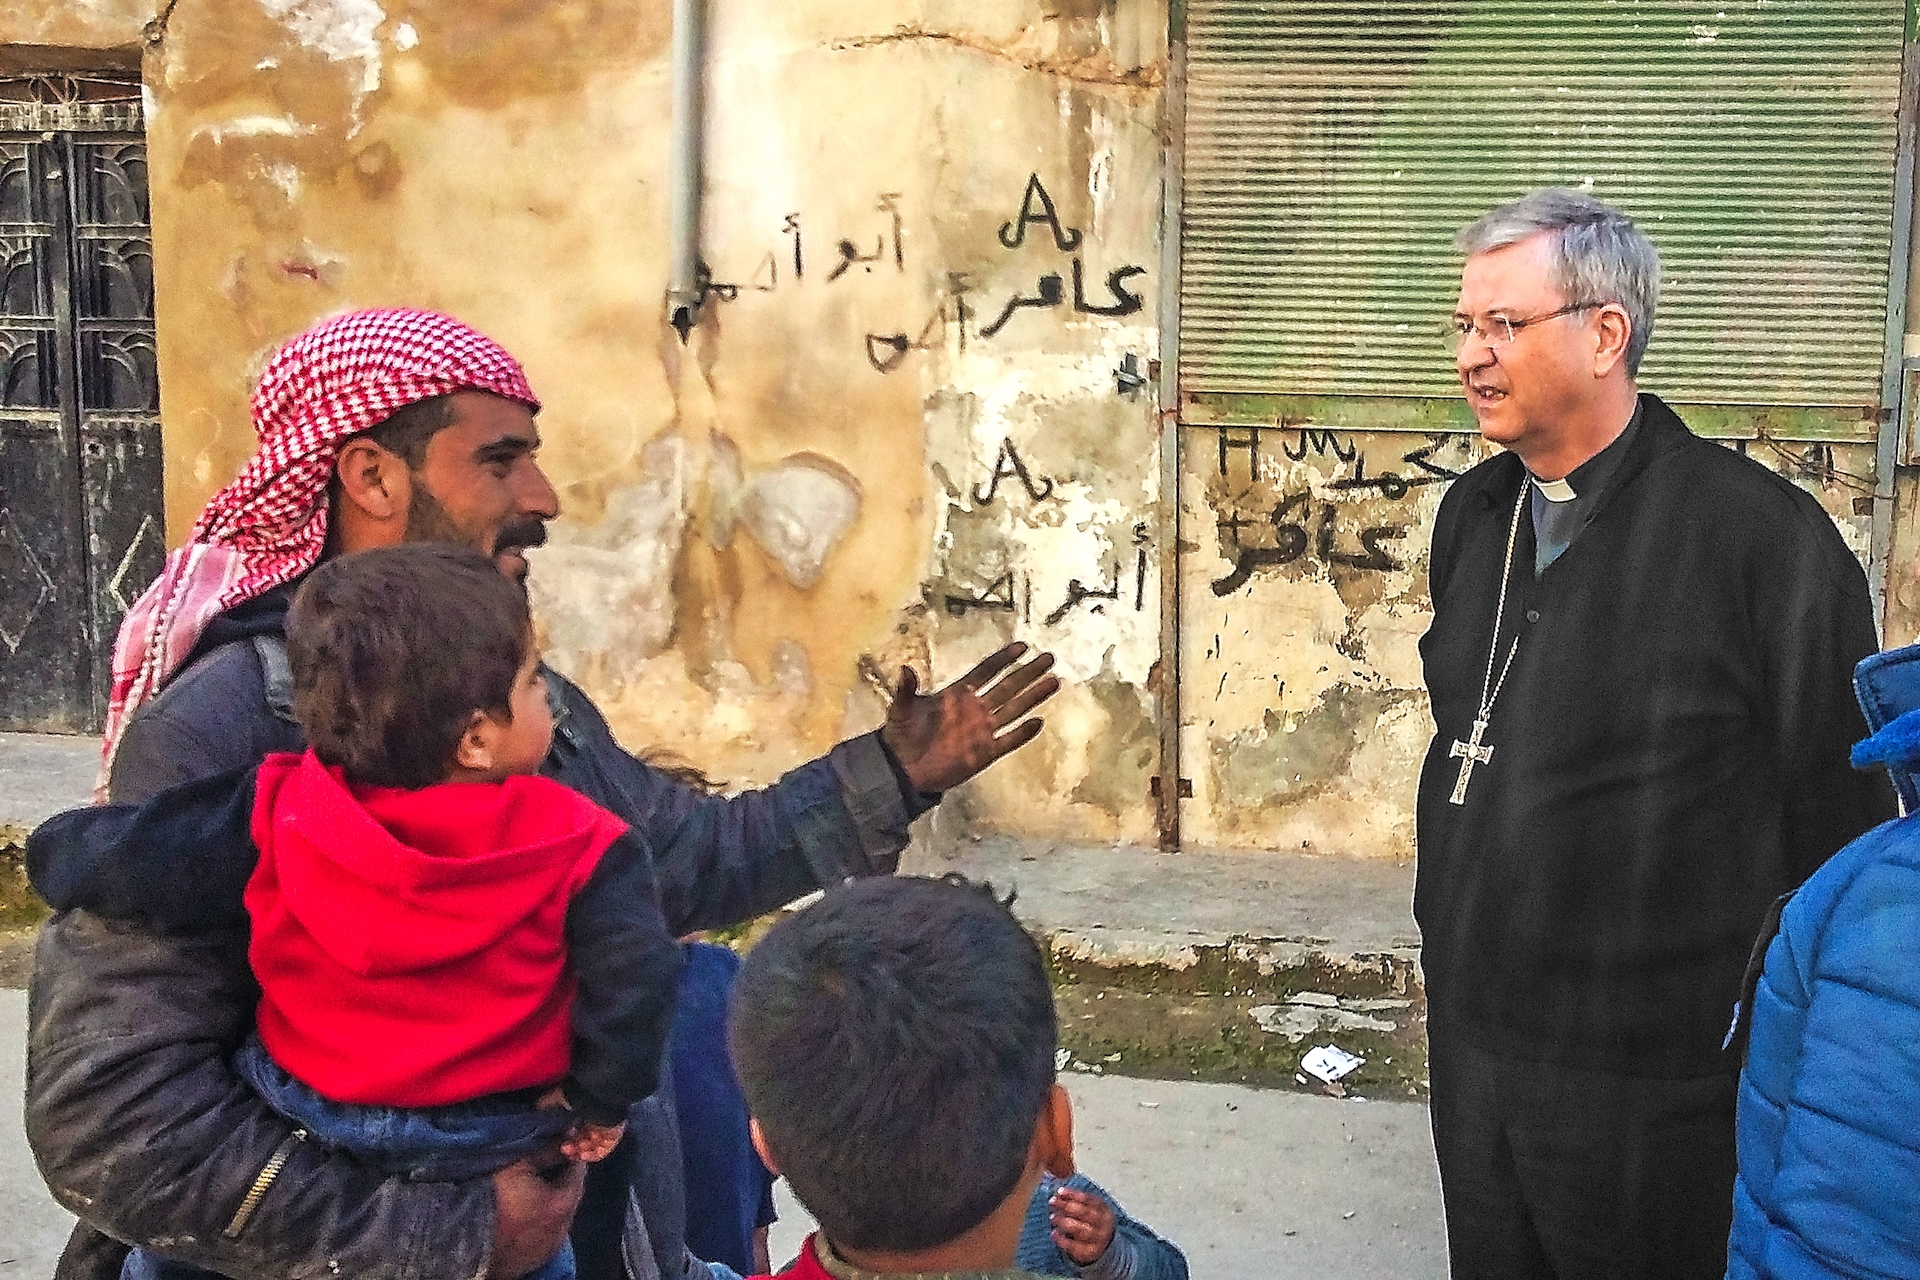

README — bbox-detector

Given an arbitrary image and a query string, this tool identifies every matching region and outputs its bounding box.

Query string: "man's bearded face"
[402,391,558,582]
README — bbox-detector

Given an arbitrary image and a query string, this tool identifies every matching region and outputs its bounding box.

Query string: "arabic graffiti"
[935,544,1151,628]
[1133,520,1150,611]
[709,195,907,298]
[937,570,1020,619]
[1210,493,1406,594]
[974,439,1056,505]
[979,272,1064,338]
[865,274,974,372]
[1072,259,1148,318]
[855,174,1150,370]
[979,177,1147,341]
[977,259,1148,338]
[1044,563,1122,625]
[878,192,904,270]
[704,253,778,301]
[998,173,1083,251]
[1207,439,1467,595]
[1284,429,1358,464]
[782,213,804,278]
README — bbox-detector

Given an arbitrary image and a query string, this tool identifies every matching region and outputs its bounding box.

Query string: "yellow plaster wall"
[18,5,1873,859]
[1,1,153,50]
[32,1,1873,859]
[107,0,1167,842]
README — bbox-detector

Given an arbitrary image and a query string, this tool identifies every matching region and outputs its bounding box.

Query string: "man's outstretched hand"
[881,642,1061,794]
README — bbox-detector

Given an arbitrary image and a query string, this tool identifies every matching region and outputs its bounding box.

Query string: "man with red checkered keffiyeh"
[28,308,1062,1280]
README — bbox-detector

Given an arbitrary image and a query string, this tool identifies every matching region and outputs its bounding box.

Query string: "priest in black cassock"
[1416,188,1896,1279]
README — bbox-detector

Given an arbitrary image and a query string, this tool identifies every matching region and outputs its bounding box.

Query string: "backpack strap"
[252,634,297,725]
[1723,890,1793,1060]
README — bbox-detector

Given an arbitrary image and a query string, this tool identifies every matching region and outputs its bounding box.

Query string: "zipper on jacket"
[223,1128,306,1239]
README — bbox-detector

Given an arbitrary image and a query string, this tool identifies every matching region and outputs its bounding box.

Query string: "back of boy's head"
[287,544,531,789]
[728,874,1057,1253]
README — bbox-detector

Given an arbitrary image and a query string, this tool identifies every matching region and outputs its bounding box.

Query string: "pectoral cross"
[1448,719,1494,805]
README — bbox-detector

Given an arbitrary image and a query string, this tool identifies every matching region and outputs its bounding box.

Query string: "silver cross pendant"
[1448,718,1494,805]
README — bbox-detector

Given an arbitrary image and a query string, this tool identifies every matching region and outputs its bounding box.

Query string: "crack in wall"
[830,25,1165,90]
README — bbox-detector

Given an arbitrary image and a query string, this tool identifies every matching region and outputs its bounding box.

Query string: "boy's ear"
[748,1117,782,1176]
[453,710,497,773]
[1033,1083,1075,1180]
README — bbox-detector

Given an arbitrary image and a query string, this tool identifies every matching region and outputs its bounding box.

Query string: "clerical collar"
[1526,402,1642,502]
[1526,400,1644,578]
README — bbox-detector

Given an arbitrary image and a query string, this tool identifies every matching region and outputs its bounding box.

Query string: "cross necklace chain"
[1449,477,1531,805]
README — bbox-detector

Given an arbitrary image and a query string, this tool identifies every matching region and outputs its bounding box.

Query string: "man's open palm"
[881,642,1061,794]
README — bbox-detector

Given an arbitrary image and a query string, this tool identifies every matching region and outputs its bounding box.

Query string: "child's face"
[487,648,555,778]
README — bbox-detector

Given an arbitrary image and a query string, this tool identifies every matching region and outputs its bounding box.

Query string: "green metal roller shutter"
[1180,0,1908,439]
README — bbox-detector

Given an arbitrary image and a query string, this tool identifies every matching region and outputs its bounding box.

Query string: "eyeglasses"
[1443,303,1599,356]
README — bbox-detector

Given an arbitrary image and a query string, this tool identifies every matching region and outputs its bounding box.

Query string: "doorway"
[0,67,163,732]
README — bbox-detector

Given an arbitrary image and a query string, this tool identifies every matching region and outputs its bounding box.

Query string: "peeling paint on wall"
[255,0,384,102]
[529,434,689,691]
[1180,423,1881,861]
[729,454,863,591]
[2,0,152,48]
[28,0,1899,865]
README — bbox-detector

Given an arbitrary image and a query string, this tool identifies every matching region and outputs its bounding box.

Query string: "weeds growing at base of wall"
[0,828,45,931]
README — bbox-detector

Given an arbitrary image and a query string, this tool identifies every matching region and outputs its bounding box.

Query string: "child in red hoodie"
[141,544,682,1280]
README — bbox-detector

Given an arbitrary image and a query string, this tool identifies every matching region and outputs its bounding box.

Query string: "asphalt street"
[2,990,1448,1279]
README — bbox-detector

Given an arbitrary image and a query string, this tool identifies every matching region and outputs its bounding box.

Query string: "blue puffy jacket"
[1727,644,1920,1279]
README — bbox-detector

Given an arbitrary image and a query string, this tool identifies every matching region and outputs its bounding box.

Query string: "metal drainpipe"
[1872,39,1920,636]
[665,0,706,342]
[1153,0,1188,852]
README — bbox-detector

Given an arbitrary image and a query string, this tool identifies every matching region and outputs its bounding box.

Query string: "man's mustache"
[494,518,549,555]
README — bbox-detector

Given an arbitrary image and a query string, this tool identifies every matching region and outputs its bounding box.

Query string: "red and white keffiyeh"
[98,308,541,793]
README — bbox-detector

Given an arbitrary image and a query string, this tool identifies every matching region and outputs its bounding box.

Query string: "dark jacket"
[1726,645,1920,1279]
[28,608,927,1280]
[1416,394,1895,1077]
[1016,1174,1188,1280]
[47,752,680,1126]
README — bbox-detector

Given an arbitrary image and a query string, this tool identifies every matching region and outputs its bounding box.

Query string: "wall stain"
[351,139,400,198]
[32,0,1164,848]
[1068,666,1157,817]
[401,0,673,109]
[1211,685,1419,812]
[2,1,150,48]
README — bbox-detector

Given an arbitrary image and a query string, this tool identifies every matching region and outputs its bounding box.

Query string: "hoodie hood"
[251,751,625,978]
[1852,644,1920,813]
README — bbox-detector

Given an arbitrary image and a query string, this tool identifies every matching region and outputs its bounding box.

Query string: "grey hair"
[1455,188,1661,376]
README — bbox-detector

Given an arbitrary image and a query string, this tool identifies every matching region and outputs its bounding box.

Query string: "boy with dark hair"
[728,876,1185,1280]
[55,544,682,1280]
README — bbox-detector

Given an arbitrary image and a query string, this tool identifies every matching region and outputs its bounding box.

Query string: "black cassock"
[1414,392,1896,1277]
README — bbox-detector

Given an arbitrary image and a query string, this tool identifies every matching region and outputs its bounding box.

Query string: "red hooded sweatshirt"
[246,750,629,1108]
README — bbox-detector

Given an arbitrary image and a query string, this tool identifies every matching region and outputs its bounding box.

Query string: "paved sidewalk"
[1,990,1447,1280]
[0,734,1423,953]
[907,832,1418,959]
[0,735,1422,957]
[0,732,97,831]
[3,991,72,1277]
[0,735,1444,1277]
